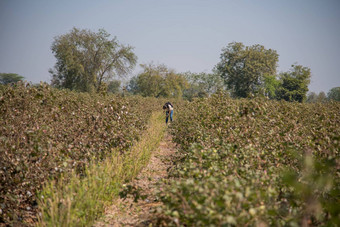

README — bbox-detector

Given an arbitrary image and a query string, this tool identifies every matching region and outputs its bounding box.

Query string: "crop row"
[0,83,161,225]
[160,93,340,226]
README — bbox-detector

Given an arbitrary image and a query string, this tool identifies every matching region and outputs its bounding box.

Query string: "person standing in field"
[163,102,174,124]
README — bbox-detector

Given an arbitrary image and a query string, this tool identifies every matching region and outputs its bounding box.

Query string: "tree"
[130,63,188,98]
[276,64,311,102]
[126,76,139,94]
[50,27,137,92]
[183,84,208,101]
[216,42,279,98]
[107,80,121,94]
[261,74,280,99]
[135,64,165,97]
[307,92,318,103]
[162,72,188,98]
[307,91,327,103]
[317,91,327,103]
[0,73,24,84]
[183,72,224,100]
[327,87,340,101]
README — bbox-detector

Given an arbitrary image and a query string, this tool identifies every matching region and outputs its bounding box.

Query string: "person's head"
[163,105,167,110]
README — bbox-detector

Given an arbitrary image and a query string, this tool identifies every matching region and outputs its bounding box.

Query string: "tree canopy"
[50,27,137,93]
[261,74,280,99]
[216,42,279,98]
[307,91,327,103]
[182,72,224,100]
[128,63,188,98]
[276,64,311,102]
[0,73,24,85]
[327,87,340,101]
[107,80,121,94]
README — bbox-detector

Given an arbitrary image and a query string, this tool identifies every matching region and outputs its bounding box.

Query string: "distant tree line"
[0,73,24,85]
[126,64,223,100]
[45,28,340,102]
[2,28,339,102]
[306,88,340,102]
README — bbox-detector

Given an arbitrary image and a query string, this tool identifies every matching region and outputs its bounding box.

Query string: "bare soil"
[94,132,176,227]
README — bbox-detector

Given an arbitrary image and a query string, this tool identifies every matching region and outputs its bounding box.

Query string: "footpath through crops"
[0,83,164,226]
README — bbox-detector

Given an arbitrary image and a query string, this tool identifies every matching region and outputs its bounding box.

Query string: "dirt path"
[94,132,176,227]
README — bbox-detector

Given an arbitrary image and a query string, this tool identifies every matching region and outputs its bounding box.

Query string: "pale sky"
[0,0,339,93]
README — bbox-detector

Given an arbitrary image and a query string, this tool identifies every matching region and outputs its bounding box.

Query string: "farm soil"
[94,132,176,226]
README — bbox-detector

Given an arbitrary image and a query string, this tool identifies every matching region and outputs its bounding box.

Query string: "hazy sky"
[1,0,339,93]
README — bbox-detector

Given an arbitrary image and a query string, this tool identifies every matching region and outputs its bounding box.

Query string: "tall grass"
[37,111,166,226]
